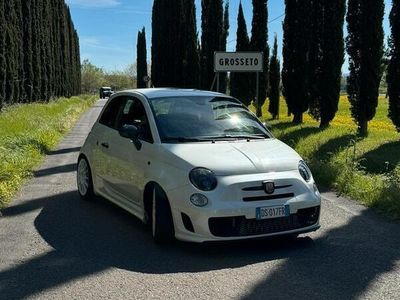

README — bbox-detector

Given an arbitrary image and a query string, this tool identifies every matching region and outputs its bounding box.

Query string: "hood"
[161,139,302,176]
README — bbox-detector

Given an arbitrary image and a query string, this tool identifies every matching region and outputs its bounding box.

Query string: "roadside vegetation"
[253,96,400,220]
[0,95,97,208]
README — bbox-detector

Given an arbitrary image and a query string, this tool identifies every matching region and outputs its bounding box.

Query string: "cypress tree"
[0,0,6,109]
[151,0,181,87]
[307,0,323,121]
[309,0,345,128]
[200,0,223,90]
[282,0,313,124]
[137,28,148,88]
[179,0,200,88]
[4,0,19,103]
[230,2,252,105]
[388,0,400,132]
[268,35,280,119]
[68,10,77,95]
[74,30,81,95]
[14,0,25,103]
[151,0,199,88]
[22,0,34,103]
[31,0,42,101]
[346,0,384,135]
[219,1,230,93]
[250,0,269,117]
[40,0,51,101]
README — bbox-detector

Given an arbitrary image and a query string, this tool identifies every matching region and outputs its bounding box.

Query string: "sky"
[66,0,392,73]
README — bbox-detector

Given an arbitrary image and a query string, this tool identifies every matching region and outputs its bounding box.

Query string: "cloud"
[66,0,121,8]
[80,36,132,54]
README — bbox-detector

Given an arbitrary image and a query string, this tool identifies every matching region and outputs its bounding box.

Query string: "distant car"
[77,88,321,243]
[100,87,114,99]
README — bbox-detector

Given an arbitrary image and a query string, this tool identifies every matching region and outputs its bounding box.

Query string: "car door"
[103,96,155,216]
[93,95,128,195]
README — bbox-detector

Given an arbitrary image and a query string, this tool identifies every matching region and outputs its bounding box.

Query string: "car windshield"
[148,96,271,143]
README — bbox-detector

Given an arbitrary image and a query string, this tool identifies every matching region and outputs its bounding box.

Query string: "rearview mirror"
[119,124,142,150]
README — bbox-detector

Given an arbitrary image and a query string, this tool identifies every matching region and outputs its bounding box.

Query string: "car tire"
[77,157,95,201]
[152,185,175,244]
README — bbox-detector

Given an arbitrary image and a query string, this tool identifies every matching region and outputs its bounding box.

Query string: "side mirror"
[119,124,142,150]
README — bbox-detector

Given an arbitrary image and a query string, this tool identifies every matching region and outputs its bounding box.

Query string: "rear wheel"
[77,157,94,200]
[152,186,175,244]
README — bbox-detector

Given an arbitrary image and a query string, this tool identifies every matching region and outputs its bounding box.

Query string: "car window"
[99,96,153,143]
[116,97,154,143]
[149,96,270,143]
[99,96,127,129]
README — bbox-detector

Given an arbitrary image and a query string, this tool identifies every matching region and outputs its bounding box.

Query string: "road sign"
[214,52,264,73]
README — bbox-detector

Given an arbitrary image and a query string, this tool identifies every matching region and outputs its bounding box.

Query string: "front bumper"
[167,172,321,243]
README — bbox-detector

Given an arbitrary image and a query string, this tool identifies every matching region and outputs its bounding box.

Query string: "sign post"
[213,51,264,109]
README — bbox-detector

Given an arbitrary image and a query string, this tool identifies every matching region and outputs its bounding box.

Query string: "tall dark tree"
[179,0,200,88]
[31,0,42,101]
[282,0,313,124]
[0,0,80,104]
[309,0,345,128]
[230,2,252,105]
[219,1,230,93]
[151,0,199,88]
[251,0,269,117]
[75,31,81,95]
[137,27,148,88]
[151,0,180,87]
[346,0,384,135]
[21,0,34,103]
[268,35,280,119]
[0,0,6,109]
[4,0,20,103]
[200,0,223,90]
[388,0,400,132]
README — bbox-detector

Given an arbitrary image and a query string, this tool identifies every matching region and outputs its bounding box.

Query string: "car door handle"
[101,142,109,149]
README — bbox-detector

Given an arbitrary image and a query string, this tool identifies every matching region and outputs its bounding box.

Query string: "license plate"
[256,205,290,220]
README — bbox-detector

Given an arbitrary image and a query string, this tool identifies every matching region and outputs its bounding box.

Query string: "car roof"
[121,88,230,100]
[102,87,112,89]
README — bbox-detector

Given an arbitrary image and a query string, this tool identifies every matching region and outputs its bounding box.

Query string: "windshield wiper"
[163,137,215,143]
[203,134,268,141]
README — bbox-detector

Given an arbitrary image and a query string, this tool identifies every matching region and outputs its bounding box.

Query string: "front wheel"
[77,157,94,200]
[152,186,175,244]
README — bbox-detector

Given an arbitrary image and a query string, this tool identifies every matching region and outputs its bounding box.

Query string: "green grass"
[252,96,400,220]
[0,95,97,208]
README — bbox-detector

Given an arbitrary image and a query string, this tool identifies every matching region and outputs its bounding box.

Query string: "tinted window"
[99,96,127,129]
[116,98,153,143]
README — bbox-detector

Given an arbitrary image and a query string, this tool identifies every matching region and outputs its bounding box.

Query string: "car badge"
[263,181,275,194]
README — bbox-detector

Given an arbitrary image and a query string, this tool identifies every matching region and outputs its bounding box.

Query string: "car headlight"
[189,168,217,191]
[298,160,312,182]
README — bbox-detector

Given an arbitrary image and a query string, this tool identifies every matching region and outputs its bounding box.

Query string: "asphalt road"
[1,99,399,300]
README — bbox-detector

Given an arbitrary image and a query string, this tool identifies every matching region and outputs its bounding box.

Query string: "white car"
[77,89,321,243]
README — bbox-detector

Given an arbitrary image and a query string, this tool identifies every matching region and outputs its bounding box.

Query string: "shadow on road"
[1,190,399,299]
[47,147,81,156]
[242,211,400,299]
[33,164,77,178]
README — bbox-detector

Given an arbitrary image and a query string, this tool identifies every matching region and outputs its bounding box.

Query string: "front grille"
[243,193,295,202]
[241,182,294,202]
[208,206,320,237]
[242,184,292,191]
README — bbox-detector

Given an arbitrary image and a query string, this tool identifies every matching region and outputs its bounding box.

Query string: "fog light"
[190,193,209,207]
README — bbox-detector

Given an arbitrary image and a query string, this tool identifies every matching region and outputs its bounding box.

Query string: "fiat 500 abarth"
[77,89,321,243]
